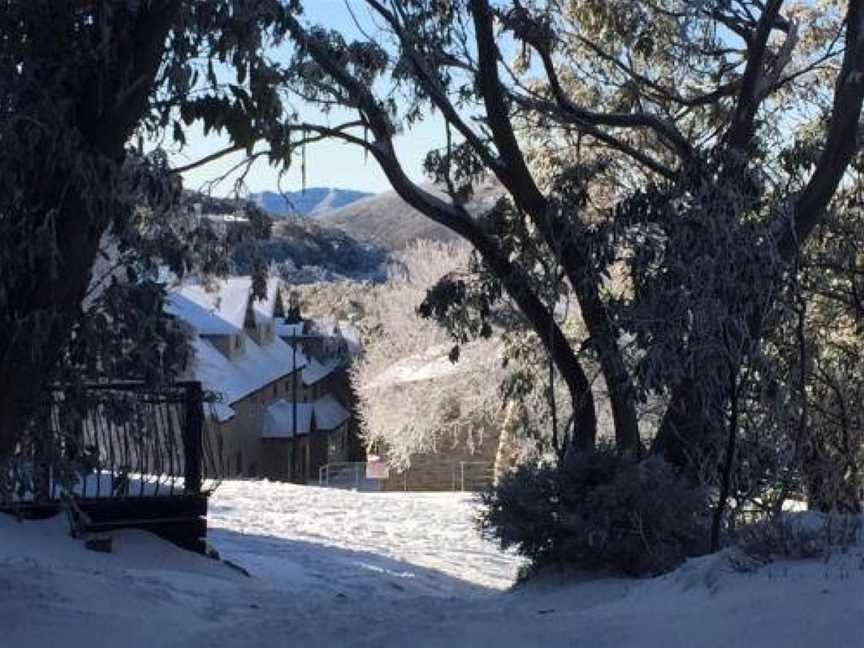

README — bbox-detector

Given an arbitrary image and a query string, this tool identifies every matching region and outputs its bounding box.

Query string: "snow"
[166,275,309,421]
[337,320,362,357]
[367,344,466,388]
[188,334,307,413]
[301,354,343,385]
[275,319,305,338]
[260,399,313,438]
[3,481,863,647]
[251,277,281,326]
[167,276,253,334]
[260,395,349,438]
[310,393,350,429]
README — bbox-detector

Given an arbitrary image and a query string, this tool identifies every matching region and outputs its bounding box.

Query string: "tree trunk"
[652,381,722,472]
[494,401,519,485]
[800,439,863,514]
[574,285,641,455]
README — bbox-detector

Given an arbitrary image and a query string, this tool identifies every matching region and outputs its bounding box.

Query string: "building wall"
[260,438,294,480]
[380,425,501,492]
[204,331,357,482]
[306,368,365,462]
[259,423,350,484]
[211,373,347,482]
[207,370,313,478]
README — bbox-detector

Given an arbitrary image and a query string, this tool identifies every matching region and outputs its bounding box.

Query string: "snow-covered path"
[2,480,864,647]
[208,480,520,593]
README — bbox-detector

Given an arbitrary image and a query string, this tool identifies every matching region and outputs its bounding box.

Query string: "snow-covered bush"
[734,513,863,565]
[479,447,710,577]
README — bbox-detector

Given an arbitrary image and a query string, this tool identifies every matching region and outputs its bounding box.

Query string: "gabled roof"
[184,333,308,412]
[251,277,281,326]
[258,394,350,439]
[261,400,314,438]
[311,394,350,430]
[167,277,253,335]
[166,274,284,334]
[166,293,238,336]
[275,319,306,338]
[302,356,343,386]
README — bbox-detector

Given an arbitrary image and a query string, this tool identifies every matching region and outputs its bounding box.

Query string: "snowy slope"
[251,188,373,217]
[2,481,863,648]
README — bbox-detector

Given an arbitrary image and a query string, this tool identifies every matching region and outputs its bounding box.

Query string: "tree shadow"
[208,527,500,600]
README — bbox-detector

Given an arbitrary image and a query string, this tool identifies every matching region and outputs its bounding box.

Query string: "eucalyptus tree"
[264,1,864,486]
[0,0,304,458]
[5,0,864,506]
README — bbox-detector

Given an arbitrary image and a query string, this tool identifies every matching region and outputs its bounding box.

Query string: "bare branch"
[724,0,787,151]
[780,0,864,257]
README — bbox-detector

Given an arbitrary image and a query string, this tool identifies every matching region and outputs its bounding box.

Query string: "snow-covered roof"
[337,320,362,358]
[203,213,249,225]
[311,394,350,430]
[302,356,343,386]
[252,277,281,327]
[168,275,283,332]
[261,400,314,438]
[167,277,253,334]
[367,345,464,389]
[185,334,308,410]
[206,400,237,424]
[259,395,349,439]
[275,320,306,338]
[166,293,238,336]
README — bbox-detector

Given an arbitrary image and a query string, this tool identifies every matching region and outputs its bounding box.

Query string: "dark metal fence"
[1,381,224,505]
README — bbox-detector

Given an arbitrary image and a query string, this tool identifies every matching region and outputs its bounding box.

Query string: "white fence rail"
[318,462,382,491]
[317,460,494,492]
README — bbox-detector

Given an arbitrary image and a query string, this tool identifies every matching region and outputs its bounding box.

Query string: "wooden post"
[183,382,203,494]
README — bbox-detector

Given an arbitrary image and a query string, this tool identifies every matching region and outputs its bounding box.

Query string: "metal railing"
[318,461,382,491]
[1,381,223,505]
[317,459,494,492]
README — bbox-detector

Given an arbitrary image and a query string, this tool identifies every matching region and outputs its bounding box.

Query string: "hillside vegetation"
[318,183,501,250]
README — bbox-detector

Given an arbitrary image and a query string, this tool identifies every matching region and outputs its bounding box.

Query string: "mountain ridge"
[251,187,373,218]
[317,182,502,250]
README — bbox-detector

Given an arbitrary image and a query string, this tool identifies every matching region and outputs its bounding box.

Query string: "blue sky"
[173,1,446,196]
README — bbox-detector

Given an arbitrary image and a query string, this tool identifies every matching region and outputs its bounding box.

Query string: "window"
[234,336,242,350]
[235,450,243,476]
[273,383,278,398]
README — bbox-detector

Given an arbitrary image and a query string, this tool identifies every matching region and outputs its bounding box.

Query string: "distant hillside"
[317,183,503,250]
[250,188,373,217]
[183,191,388,284]
[233,215,388,284]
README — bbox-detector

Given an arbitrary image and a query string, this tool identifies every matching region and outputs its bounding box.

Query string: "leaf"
[172,120,186,146]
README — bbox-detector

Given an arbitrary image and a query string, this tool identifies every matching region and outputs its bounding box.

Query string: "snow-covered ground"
[2,480,863,647]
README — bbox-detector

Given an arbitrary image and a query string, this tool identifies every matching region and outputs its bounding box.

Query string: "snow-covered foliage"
[263,0,864,525]
[353,242,506,468]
